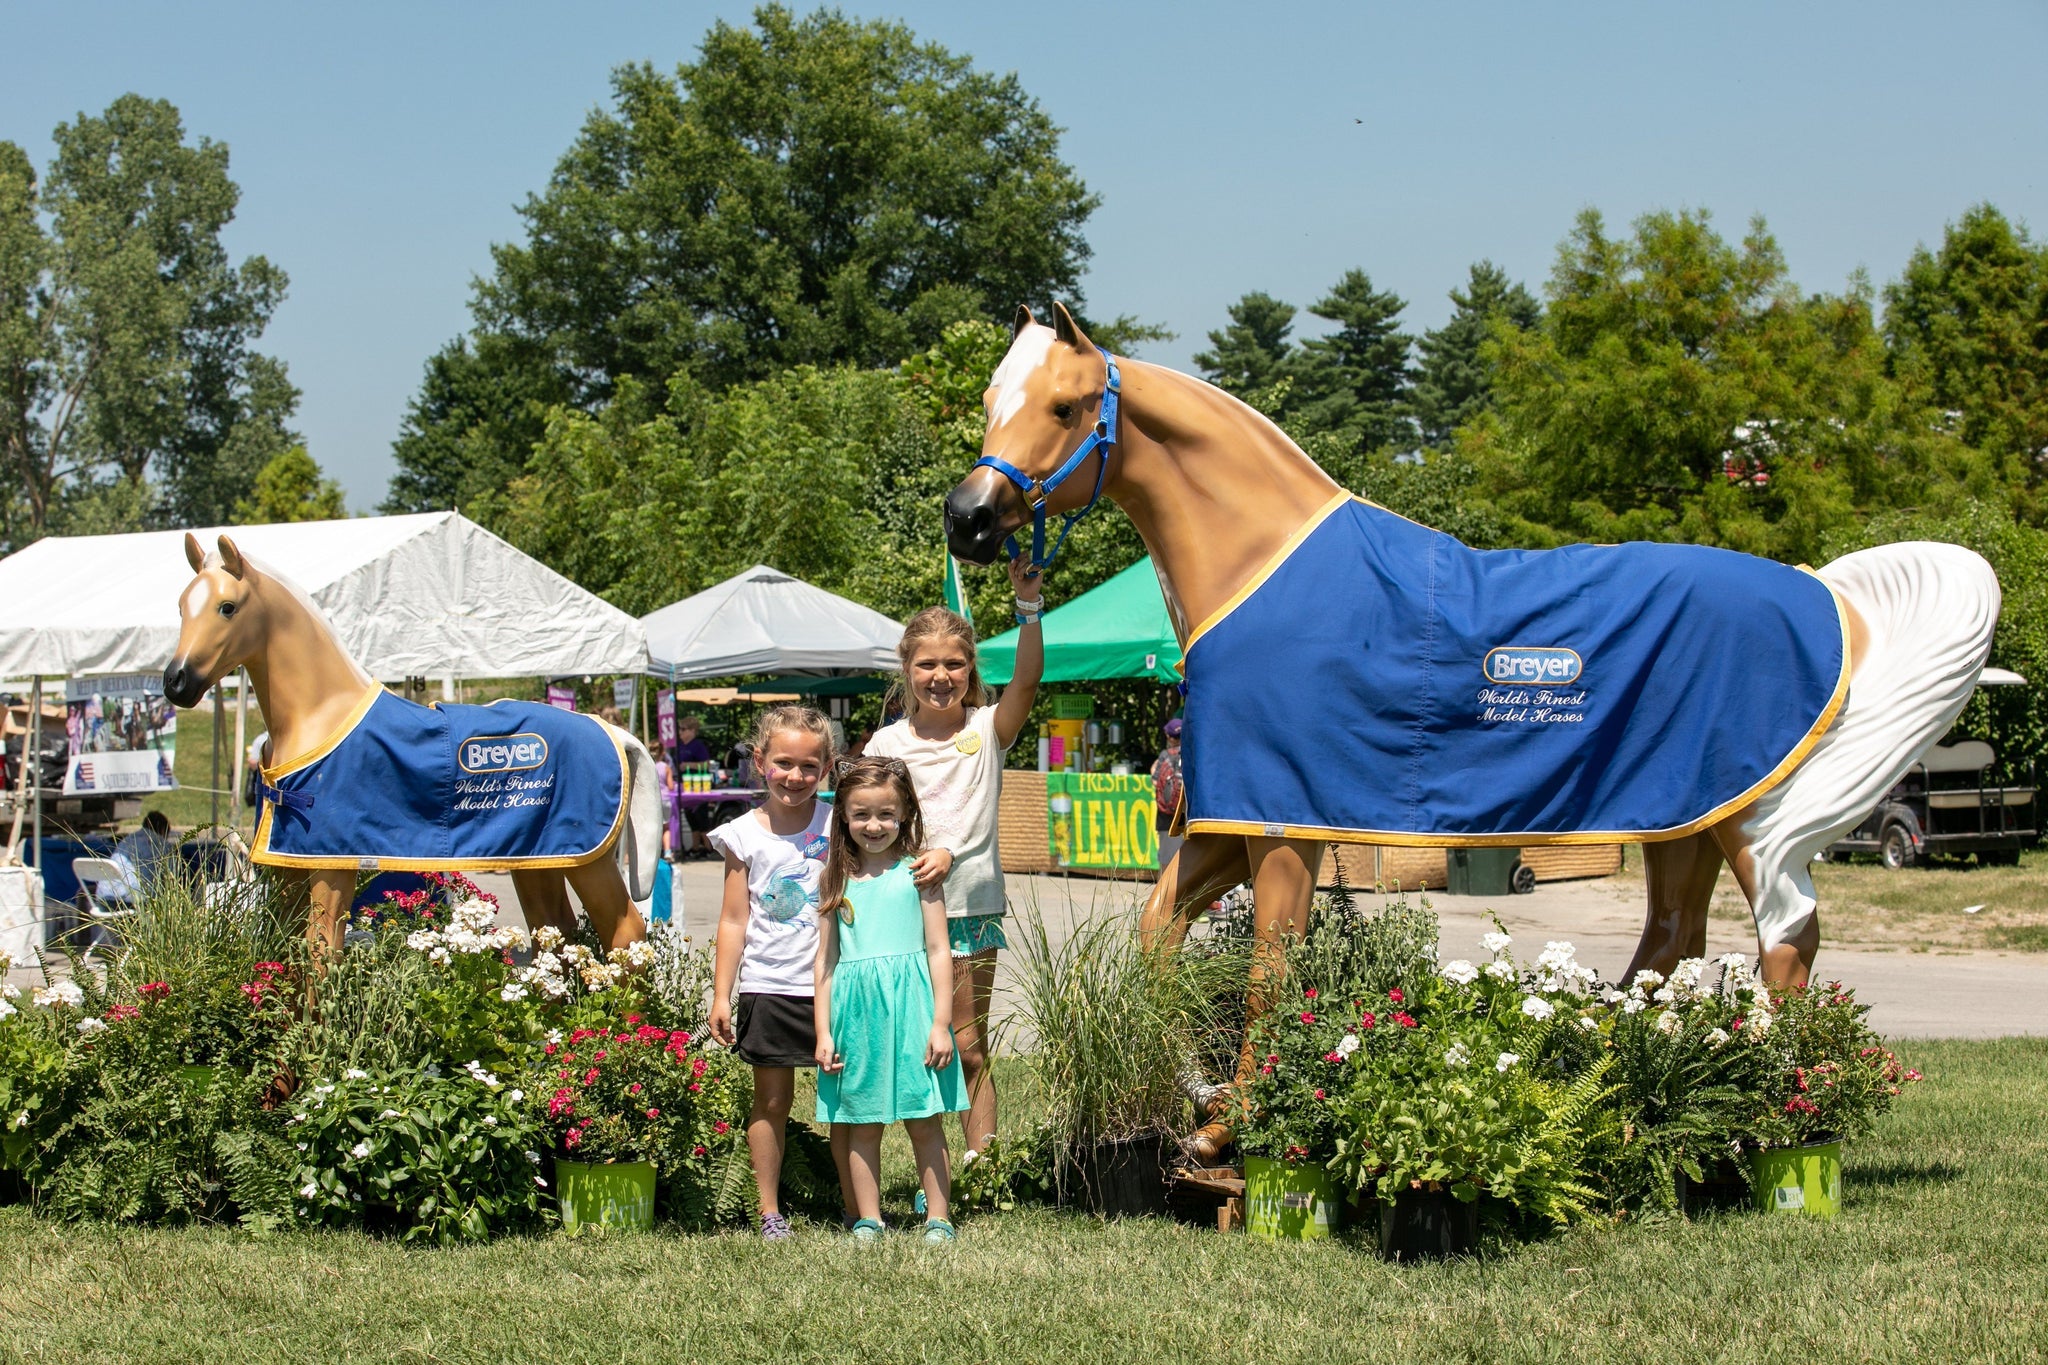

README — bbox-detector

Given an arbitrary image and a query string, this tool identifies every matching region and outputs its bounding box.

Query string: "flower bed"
[0,871,753,1240]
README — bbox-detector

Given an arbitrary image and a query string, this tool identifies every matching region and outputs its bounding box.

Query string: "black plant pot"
[1676,1163,1751,1217]
[1378,1186,1479,1261]
[1067,1135,1171,1219]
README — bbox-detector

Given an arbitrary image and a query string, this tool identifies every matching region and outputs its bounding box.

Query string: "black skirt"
[733,992,818,1068]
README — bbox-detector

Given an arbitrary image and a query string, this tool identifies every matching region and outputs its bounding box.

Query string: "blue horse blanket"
[1181,496,1848,845]
[252,690,627,871]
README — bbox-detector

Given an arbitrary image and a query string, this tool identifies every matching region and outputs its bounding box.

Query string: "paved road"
[468,860,2048,1043]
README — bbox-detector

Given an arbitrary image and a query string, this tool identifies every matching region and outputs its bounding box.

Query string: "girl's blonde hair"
[817,757,926,922]
[884,606,988,719]
[749,704,836,765]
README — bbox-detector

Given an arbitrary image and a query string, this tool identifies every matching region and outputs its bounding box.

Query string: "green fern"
[214,1129,298,1236]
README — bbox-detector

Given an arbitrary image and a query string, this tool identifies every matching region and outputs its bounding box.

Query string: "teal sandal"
[850,1218,885,1243]
[922,1218,957,1243]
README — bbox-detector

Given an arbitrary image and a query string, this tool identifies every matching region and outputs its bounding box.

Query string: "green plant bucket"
[555,1158,656,1235]
[177,1065,218,1092]
[1750,1140,1841,1217]
[1243,1156,1341,1240]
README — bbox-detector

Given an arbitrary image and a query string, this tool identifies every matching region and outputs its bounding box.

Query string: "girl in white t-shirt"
[866,557,1046,1156]
[708,704,843,1240]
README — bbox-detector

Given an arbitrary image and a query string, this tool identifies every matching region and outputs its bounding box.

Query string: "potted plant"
[1747,980,1919,1217]
[528,1017,742,1233]
[1006,913,1236,1218]
[1232,984,1366,1240]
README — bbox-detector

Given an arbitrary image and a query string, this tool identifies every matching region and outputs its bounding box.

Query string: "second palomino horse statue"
[163,533,660,957]
[946,304,1999,1159]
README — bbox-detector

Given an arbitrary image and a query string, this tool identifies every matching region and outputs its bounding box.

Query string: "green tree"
[1287,269,1414,453]
[0,95,296,549]
[388,4,1100,514]
[1883,204,2048,519]
[1464,207,1984,563]
[232,446,346,524]
[1410,261,1542,448]
[1194,291,1297,396]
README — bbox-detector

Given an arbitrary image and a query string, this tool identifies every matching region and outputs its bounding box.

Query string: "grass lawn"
[1602,846,2048,956]
[1,1040,2043,1364]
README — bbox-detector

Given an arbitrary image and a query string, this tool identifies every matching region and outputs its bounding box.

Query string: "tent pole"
[233,668,248,834]
[211,685,222,829]
[28,678,42,869]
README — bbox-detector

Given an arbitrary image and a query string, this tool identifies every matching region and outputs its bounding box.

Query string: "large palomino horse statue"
[946,304,1999,1159]
[163,533,660,959]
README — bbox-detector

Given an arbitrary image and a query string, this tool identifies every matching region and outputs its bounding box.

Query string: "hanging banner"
[656,689,676,748]
[612,678,636,713]
[546,683,577,712]
[1046,772,1157,871]
[62,675,177,795]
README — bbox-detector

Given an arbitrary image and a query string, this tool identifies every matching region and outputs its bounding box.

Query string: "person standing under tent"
[1152,717,1185,871]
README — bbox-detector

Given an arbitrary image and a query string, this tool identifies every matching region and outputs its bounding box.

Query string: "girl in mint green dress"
[814,757,968,1241]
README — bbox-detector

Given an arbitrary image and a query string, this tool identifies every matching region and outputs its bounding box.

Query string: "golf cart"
[1825,668,2039,868]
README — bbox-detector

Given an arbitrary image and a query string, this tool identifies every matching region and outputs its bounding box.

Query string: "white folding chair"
[71,856,138,921]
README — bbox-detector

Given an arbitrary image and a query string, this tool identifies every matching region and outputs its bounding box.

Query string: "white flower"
[533,925,564,951]
[405,929,439,952]
[379,1109,401,1119]
[299,1181,318,1198]
[427,947,451,967]
[343,1068,368,1081]
[534,1176,548,1188]
[1495,1052,1520,1072]
[296,1142,308,1152]
[1705,1027,1731,1049]
[1654,1010,1682,1036]
[525,1150,542,1166]
[1630,970,1665,990]
[1653,986,1676,1004]
[959,1148,978,1166]
[1445,1043,1471,1068]
[545,1029,564,1046]
[462,1060,501,1088]
[1441,960,1478,986]
[482,1115,498,1128]
[1622,997,1647,1014]
[1747,1009,1773,1037]
[508,1089,524,1104]
[0,982,21,1000]
[1483,959,1518,982]
[349,1141,371,1159]
[1577,1015,1599,1032]
[1599,985,1624,1005]
[1480,931,1513,955]
[559,944,593,966]
[10,1109,29,1130]
[33,980,84,1008]
[0,1000,15,1021]
[76,1017,107,1035]
[615,939,657,969]
[1334,1033,1361,1059]
[1520,996,1555,1021]
[499,982,528,1003]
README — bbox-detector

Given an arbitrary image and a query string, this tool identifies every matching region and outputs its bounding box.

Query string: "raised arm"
[993,554,1045,751]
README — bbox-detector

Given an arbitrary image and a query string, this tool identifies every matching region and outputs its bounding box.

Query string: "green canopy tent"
[978,557,1183,684]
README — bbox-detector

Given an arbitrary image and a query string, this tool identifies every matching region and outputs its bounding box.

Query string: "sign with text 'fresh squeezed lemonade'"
[1046,772,1157,871]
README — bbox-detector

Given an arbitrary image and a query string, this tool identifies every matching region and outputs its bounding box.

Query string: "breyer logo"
[1484,646,1582,685]
[459,732,549,774]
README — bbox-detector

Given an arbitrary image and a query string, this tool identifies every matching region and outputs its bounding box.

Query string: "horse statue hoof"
[1182,1120,1235,1166]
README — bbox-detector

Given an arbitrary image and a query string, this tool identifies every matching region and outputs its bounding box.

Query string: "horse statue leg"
[565,858,648,952]
[1622,832,1724,986]
[306,867,352,966]
[511,869,576,942]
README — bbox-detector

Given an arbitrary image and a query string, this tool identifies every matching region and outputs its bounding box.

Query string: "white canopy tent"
[0,512,648,682]
[640,565,902,681]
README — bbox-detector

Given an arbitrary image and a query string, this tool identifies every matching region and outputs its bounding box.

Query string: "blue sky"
[4,0,2044,509]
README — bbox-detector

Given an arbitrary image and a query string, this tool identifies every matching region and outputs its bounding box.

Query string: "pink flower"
[544,1043,558,1057]
[593,1050,608,1061]
[1360,1012,1377,1029]
[564,1126,583,1149]
[688,1082,701,1093]
[582,1068,599,1086]
[1387,988,1405,1004]
[692,1145,707,1156]
[627,1083,642,1095]
[139,982,170,1002]
[547,1088,575,1118]
[1393,1012,1416,1029]
[106,1003,141,1023]
[625,1014,642,1025]
[1299,1011,1316,1024]
[1302,987,1318,1000]
[646,1108,659,1119]
[1905,1069,1923,1082]
[712,1120,728,1135]
[1313,1089,1325,1100]
[1323,1051,1343,1063]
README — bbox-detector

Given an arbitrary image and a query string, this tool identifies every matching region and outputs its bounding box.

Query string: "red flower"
[1313,1089,1326,1100]
[1387,988,1405,1004]
[688,1082,701,1093]
[253,961,286,979]
[570,1028,598,1044]
[1360,1012,1377,1029]
[1393,1012,1417,1029]
[239,981,269,1005]
[565,1126,583,1149]
[582,1068,599,1086]
[1260,1065,1274,1076]
[692,1145,707,1156]
[139,981,170,1002]
[544,1043,558,1057]
[646,1108,659,1119]
[593,1050,608,1061]
[1299,1011,1316,1024]
[690,1058,707,1078]
[547,1088,575,1118]
[1731,1017,1745,1031]
[1905,1069,1923,1082]
[1323,1051,1343,1063]
[712,1120,729,1135]
[107,1002,140,1023]
[1302,987,1318,1000]
[626,1014,642,1025]
[627,1083,642,1095]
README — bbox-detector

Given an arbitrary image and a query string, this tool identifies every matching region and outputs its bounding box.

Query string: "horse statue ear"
[216,535,248,581]
[1051,301,1094,353]
[184,531,206,573]
[1012,304,1036,338]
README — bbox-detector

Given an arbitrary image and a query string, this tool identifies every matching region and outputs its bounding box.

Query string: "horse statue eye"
[217,600,238,618]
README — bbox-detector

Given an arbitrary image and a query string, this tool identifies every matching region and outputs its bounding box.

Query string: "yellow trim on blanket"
[1185,572,1856,848]
[1184,490,1354,656]
[249,699,630,874]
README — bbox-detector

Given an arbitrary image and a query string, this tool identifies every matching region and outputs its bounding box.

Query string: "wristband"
[1014,596,1044,626]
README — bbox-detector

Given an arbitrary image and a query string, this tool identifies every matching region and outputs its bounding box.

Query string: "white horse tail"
[1740,541,2001,946]
[611,727,663,902]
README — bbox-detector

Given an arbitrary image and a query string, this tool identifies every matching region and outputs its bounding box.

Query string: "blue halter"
[972,346,1121,571]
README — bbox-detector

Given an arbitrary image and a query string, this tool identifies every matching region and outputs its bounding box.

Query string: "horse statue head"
[944,302,1119,568]
[164,533,267,708]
